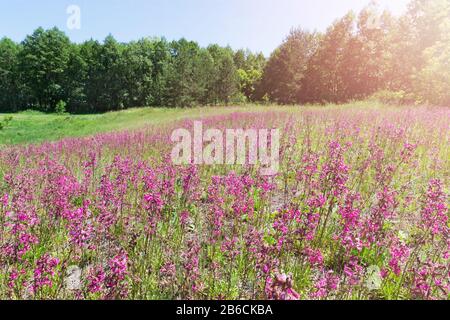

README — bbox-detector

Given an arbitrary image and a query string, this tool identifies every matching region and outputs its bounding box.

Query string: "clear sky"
[0,0,410,55]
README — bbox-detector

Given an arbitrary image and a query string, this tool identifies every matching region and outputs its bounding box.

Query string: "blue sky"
[0,0,410,55]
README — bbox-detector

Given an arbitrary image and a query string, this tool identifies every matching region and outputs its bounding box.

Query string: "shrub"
[0,116,13,131]
[55,100,67,114]
[369,90,416,105]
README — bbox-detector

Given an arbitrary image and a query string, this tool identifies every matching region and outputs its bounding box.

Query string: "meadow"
[0,106,257,145]
[0,104,448,300]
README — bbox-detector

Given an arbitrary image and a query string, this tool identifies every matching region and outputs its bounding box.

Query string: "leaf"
[264,235,276,246]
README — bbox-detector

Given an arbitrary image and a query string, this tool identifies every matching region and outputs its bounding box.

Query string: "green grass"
[0,101,389,146]
[0,106,252,146]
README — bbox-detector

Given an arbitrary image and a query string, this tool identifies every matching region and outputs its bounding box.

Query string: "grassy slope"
[0,101,386,146]
[0,106,257,146]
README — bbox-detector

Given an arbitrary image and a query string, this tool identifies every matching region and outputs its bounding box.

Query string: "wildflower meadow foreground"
[0,106,448,300]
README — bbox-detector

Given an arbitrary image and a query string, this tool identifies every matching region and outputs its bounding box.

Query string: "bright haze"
[0,0,410,55]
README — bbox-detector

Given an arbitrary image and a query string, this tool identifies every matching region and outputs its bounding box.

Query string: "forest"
[0,0,449,113]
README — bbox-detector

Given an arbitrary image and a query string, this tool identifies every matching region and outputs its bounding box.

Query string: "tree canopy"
[0,32,265,113]
[259,0,450,106]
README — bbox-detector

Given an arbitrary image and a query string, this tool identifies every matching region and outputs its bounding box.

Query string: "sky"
[0,0,410,56]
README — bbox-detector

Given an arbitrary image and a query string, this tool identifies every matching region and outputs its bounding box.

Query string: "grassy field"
[0,106,257,145]
[0,103,448,300]
[0,101,392,146]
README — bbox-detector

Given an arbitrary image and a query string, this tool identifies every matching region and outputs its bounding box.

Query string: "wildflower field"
[0,105,448,300]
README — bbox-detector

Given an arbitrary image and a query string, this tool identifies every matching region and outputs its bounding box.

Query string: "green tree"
[0,38,22,112]
[258,29,320,104]
[339,6,395,100]
[147,38,171,106]
[120,39,154,107]
[79,36,126,112]
[303,13,355,103]
[164,39,214,107]
[207,45,238,104]
[78,39,103,113]
[387,0,449,93]
[98,35,126,111]
[234,49,266,101]
[65,43,88,113]
[19,27,71,111]
[412,0,450,105]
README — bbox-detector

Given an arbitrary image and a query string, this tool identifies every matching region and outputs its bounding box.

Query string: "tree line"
[0,0,449,113]
[257,0,450,106]
[0,30,265,113]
